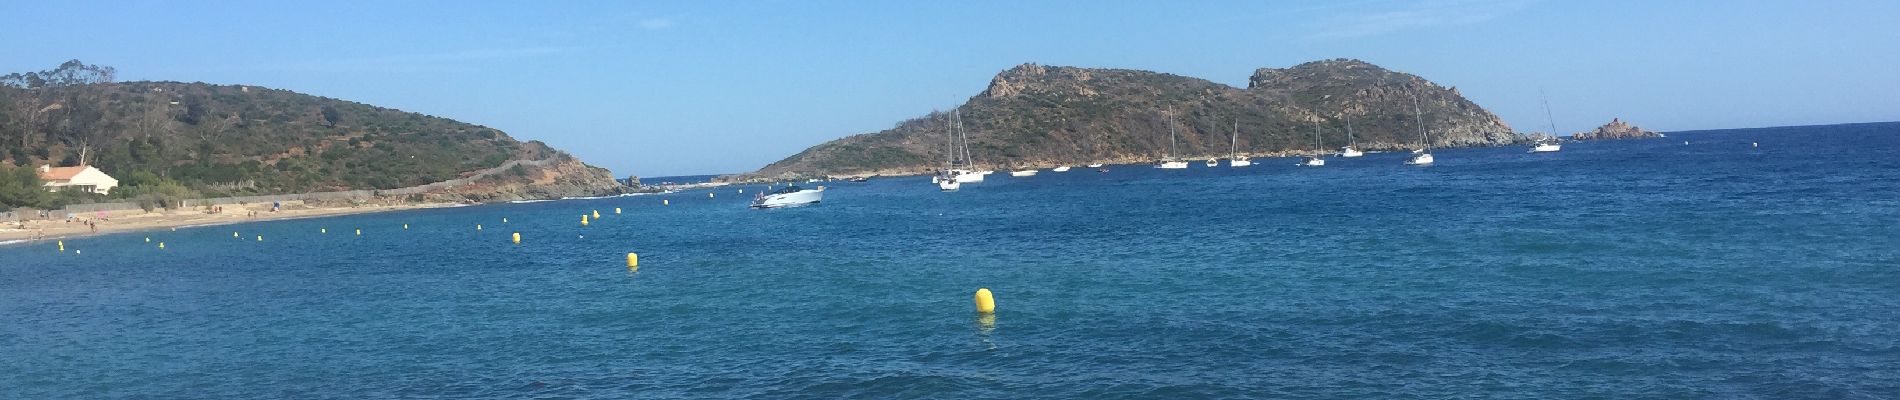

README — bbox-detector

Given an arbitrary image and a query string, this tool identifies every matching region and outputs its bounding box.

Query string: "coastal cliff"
[1572,118,1660,140]
[741,59,1518,180]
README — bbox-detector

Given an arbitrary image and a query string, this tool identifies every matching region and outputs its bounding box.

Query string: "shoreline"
[0,201,464,245]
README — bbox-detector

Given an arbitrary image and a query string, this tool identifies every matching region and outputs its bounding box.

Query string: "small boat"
[937,171,960,191]
[1010,169,1038,177]
[1528,91,1562,153]
[1301,116,1325,167]
[1340,114,1364,157]
[1529,140,1561,153]
[1156,108,1188,169]
[1204,159,1218,167]
[1227,121,1251,167]
[1086,163,1105,168]
[751,185,824,208]
[1097,168,1109,173]
[848,176,870,182]
[1405,94,1435,166]
[1052,166,1072,172]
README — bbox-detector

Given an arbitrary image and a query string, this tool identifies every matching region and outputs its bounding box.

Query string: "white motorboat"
[1301,156,1325,167]
[1156,161,1189,169]
[1230,158,1251,167]
[1052,166,1072,172]
[751,185,824,208]
[1405,152,1434,165]
[1010,169,1038,177]
[1340,147,1364,157]
[1085,163,1105,168]
[1204,159,1218,167]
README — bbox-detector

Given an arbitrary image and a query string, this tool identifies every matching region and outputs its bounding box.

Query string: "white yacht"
[1085,163,1105,168]
[1405,95,1435,166]
[1340,114,1364,157]
[1010,169,1038,177]
[1157,108,1188,169]
[751,186,824,208]
[1529,91,1563,154]
[1052,166,1071,172]
[1301,116,1325,167]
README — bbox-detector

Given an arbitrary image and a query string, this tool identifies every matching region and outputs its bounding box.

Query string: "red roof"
[39,166,88,181]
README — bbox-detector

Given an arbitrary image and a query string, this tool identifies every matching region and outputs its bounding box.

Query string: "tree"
[0,164,49,210]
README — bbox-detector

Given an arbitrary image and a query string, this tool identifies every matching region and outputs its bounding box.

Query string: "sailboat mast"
[1540,89,1559,137]
[1412,95,1427,150]
[1230,120,1238,157]
[1167,108,1177,159]
[1312,118,1321,152]
[1346,114,1355,147]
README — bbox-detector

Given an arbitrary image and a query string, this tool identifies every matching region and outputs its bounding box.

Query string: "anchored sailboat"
[1340,114,1364,157]
[1156,108,1188,169]
[1405,95,1434,165]
[1301,117,1325,167]
[1229,120,1251,167]
[1530,90,1563,153]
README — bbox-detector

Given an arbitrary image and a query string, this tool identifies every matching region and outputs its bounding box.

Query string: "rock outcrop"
[1572,118,1659,140]
[741,58,1518,180]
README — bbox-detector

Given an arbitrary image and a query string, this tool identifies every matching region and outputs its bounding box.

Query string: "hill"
[0,60,623,208]
[744,59,1519,179]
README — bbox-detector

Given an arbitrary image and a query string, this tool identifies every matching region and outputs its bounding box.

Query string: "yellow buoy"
[502,217,508,223]
[403,224,409,230]
[663,199,670,206]
[57,240,65,252]
[158,242,165,249]
[145,237,151,243]
[974,288,996,314]
[708,192,714,198]
[581,214,590,226]
[233,231,239,238]
[257,235,263,241]
[626,252,639,269]
[512,232,521,244]
[321,228,327,234]
[355,229,361,236]
[614,207,621,215]
[477,224,483,231]
[593,210,601,219]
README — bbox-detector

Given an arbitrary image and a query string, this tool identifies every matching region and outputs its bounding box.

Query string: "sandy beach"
[0,201,462,244]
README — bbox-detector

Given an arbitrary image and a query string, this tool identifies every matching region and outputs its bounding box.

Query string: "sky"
[3,0,1897,177]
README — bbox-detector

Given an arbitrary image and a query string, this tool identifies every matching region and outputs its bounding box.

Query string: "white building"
[39,165,119,195]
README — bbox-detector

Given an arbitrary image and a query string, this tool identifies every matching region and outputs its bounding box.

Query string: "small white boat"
[1052,166,1072,172]
[1204,159,1218,167]
[937,172,961,191]
[1085,163,1105,168]
[1302,116,1325,167]
[1340,115,1363,157]
[1405,152,1434,165]
[751,185,824,208]
[1157,109,1188,170]
[1230,158,1252,167]
[1010,169,1038,177]
[1301,156,1326,167]
[1228,121,1252,167]
[1404,95,1435,166]
[979,170,995,175]
[1529,141,1561,153]
[1340,147,1364,158]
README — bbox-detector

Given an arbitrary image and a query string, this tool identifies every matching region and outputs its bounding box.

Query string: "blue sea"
[4,122,1898,398]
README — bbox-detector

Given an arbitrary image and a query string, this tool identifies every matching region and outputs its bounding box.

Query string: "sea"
[3,122,1897,398]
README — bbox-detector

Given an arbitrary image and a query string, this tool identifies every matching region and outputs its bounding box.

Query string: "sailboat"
[1156,109,1189,169]
[1529,91,1563,153]
[1229,121,1251,167]
[948,109,985,183]
[1301,117,1325,166]
[1339,114,1364,157]
[1405,95,1435,165]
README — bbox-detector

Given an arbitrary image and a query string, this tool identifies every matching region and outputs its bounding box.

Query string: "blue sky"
[4,1,1896,176]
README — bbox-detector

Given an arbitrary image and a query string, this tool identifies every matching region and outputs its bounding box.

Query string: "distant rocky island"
[1571,118,1660,140]
[737,59,1522,180]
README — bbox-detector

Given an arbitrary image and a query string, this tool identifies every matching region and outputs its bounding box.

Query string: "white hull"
[1230,158,1251,167]
[1204,160,1218,167]
[751,188,824,208]
[1010,170,1038,177]
[938,179,960,191]
[953,170,985,183]
[1406,153,1435,165]
[1051,166,1071,172]
[1156,161,1189,169]
[1085,163,1104,168]
[1340,147,1364,158]
[1301,157,1325,167]
[1529,143,1561,153]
